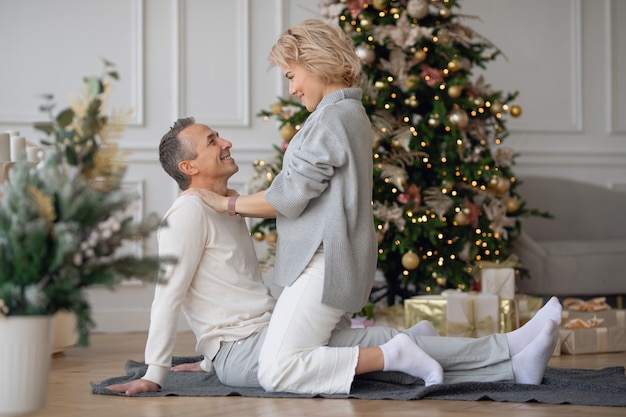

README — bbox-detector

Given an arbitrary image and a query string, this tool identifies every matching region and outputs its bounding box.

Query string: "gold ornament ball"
[489,176,511,195]
[405,97,419,108]
[253,231,265,241]
[355,45,376,65]
[407,0,429,19]
[447,59,460,72]
[448,85,462,98]
[505,196,521,213]
[372,0,390,11]
[448,108,469,129]
[473,96,485,108]
[509,104,523,118]
[414,49,427,62]
[490,101,504,114]
[439,7,451,19]
[454,210,470,226]
[374,80,386,90]
[427,114,440,128]
[401,251,420,270]
[265,231,278,245]
[280,123,296,141]
[404,74,421,90]
[436,276,447,286]
[270,102,283,115]
[359,18,372,31]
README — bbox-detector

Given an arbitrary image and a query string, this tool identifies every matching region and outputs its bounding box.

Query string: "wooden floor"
[34,331,626,417]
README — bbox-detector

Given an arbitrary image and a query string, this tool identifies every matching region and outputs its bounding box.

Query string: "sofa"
[511,176,626,298]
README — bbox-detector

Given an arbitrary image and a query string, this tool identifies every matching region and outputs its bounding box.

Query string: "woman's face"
[282,62,330,112]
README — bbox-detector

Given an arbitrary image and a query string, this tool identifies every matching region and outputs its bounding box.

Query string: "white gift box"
[445,291,499,338]
[481,268,516,299]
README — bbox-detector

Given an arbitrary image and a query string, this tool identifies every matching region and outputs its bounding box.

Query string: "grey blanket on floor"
[91,356,626,407]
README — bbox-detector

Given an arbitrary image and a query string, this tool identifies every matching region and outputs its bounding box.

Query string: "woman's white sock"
[511,320,559,384]
[380,333,443,386]
[405,320,439,337]
[506,296,562,356]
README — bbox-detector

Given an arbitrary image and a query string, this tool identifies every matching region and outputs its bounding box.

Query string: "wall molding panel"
[0,0,144,126]
[608,0,626,134]
[175,0,250,127]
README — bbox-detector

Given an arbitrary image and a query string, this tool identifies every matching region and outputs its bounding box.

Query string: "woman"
[190,19,560,395]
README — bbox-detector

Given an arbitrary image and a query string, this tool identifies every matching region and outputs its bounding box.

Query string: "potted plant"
[0,61,171,416]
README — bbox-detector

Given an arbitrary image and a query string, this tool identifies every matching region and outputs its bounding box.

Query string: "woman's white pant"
[257,250,359,394]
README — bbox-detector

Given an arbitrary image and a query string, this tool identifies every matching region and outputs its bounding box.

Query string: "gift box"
[562,309,626,327]
[405,293,521,336]
[480,268,516,300]
[515,294,544,326]
[446,291,499,337]
[499,298,519,333]
[404,295,448,335]
[560,326,626,355]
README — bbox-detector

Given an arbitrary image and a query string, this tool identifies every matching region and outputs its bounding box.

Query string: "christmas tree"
[250,0,546,306]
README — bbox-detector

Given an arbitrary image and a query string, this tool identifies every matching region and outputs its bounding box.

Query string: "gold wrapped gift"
[499,298,519,333]
[404,294,522,336]
[560,326,626,355]
[515,294,544,326]
[404,295,448,335]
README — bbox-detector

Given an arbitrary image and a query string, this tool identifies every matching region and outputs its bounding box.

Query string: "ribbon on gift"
[563,297,611,312]
[597,327,609,353]
[564,316,605,329]
[446,292,498,337]
[448,315,496,338]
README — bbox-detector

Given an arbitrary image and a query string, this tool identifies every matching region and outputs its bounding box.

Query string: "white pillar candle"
[0,132,10,161]
[10,136,26,161]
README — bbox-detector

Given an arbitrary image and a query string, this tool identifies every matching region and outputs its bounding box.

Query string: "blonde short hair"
[269,19,362,87]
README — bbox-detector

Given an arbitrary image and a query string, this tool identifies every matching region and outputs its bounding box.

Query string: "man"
[108,117,561,395]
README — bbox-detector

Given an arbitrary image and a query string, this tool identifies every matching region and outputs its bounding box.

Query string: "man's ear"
[178,160,198,176]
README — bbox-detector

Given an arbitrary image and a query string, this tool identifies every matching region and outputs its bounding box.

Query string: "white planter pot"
[0,316,53,417]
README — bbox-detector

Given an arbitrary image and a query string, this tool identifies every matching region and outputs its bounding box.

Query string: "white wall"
[0,0,624,332]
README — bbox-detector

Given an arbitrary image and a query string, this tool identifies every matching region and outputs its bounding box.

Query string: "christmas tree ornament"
[448,108,469,129]
[454,209,470,226]
[490,100,504,114]
[279,123,296,141]
[407,0,430,19]
[404,97,419,108]
[359,18,372,31]
[404,74,421,90]
[504,195,521,213]
[439,6,451,19]
[448,85,462,98]
[447,59,461,72]
[270,102,283,115]
[436,276,447,286]
[488,175,511,195]
[401,251,420,270]
[509,104,523,117]
[265,231,278,245]
[427,113,440,128]
[372,0,391,11]
[253,231,265,241]
[375,80,386,89]
[355,44,376,65]
[414,49,427,62]
[473,96,485,108]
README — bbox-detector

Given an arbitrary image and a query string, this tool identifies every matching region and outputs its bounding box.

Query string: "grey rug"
[92,356,626,407]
